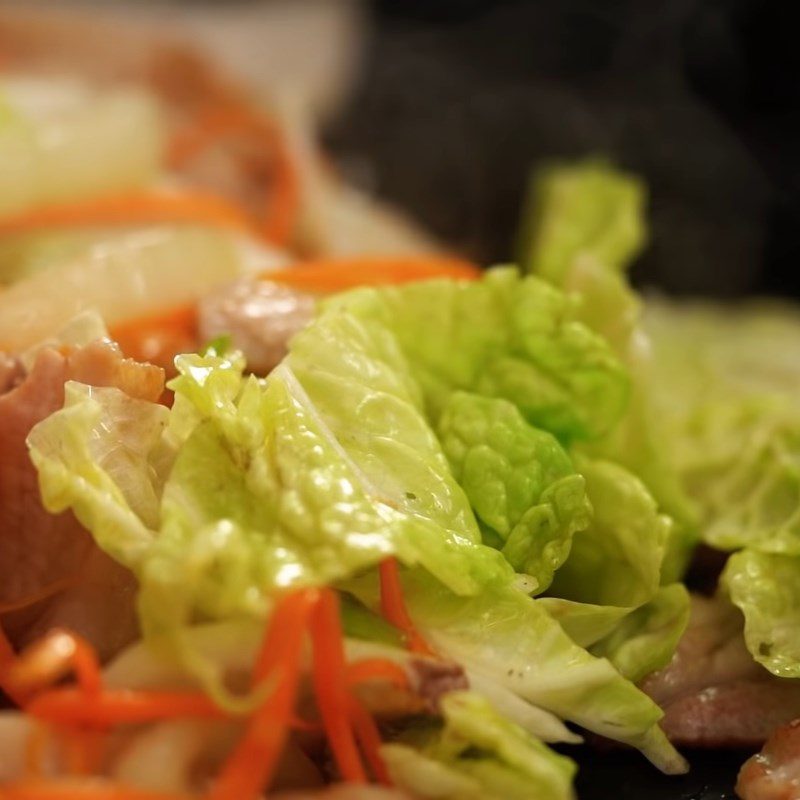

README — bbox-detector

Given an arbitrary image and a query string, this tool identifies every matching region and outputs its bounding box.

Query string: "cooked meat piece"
[5,548,139,663]
[349,656,468,721]
[0,339,162,655]
[642,593,757,709]
[642,594,800,748]
[662,682,800,749]
[1,349,94,611]
[409,657,469,713]
[0,353,23,395]
[737,719,800,800]
[197,278,316,375]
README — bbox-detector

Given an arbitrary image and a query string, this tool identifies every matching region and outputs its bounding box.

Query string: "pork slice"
[0,347,94,609]
[197,278,316,375]
[0,339,163,654]
[0,353,23,395]
[642,594,800,748]
[737,720,800,800]
[641,593,759,708]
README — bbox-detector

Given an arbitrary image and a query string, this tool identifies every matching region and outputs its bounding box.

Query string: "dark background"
[328,0,800,299]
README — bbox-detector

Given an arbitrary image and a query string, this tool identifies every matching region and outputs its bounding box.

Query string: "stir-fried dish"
[2,9,800,800]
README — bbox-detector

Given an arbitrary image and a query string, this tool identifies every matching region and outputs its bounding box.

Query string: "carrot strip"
[0,189,255,237]
[6,630,102,699]
[109,304,198,369]
[310,589,366,784]
[379,558,435,657]
[208,588,319,800]
[169,103,300,247]
[264,255,480,293]
[27,689,226,726]
[349,696,392,786]
[345,659,409,691]
[0,778,192,800]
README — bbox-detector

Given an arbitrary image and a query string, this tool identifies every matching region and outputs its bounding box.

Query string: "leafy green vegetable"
[535,598,630,649]
[438,391,590,592]
[396,572,686,774]
[723,550,800,677]
[340,593,404,648]
[324,267,629,443]
[517,160,647,285]
[27,381,169,568]
[549,458,669,608]
[519,160,698,581]
[644,300,800,555]
[591,584,690,683]
[383,692,576,800]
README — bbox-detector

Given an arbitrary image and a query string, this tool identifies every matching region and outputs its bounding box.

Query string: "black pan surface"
[572,747,748,800]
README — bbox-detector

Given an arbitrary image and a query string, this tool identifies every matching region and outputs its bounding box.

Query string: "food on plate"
[3,7,800,800]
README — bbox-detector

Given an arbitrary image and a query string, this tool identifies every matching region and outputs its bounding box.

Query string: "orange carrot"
[0,778,193,800]
[102,254,478,372]
[169,103,300,247]
[349,696,392,786]
[110,305,198,370]
[0,189,255,238]
[310,589,366,784]
[379,558,435,657]
[5,630,102,699]
[208,588,319,800]
[264,255,480,293]
[345,659,409,690]
[27,689,227,726]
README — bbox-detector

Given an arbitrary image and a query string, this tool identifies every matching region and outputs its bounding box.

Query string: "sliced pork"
[0,339,163,657]
[0,354,23,394]
[642,594,800,747]
[737,719,800,800]
[197,278,316,375]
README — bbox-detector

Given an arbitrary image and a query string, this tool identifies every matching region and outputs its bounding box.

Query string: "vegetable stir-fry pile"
[3,33,800,800]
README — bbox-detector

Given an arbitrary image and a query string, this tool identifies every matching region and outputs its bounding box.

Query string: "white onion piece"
[0,226,246,351]
[0,713,51,780]
[111,720,222,793]
[0,78,164,216]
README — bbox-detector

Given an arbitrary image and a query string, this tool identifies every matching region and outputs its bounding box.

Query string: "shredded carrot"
[310,589,366,784]
[264,255,480,293]
[5,629,102,699]
[168,102,300,247]
[379,558,435,657]
[0,189,255,238]
[349,697,392,786]
[0,778,192,800]
[345,659,409,691]
[208,588,319,800]
[109,305,198,370]
[27,689,226,726]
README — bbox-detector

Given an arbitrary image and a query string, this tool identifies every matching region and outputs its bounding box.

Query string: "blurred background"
[329,0,798,298]
[4,0,798,298]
